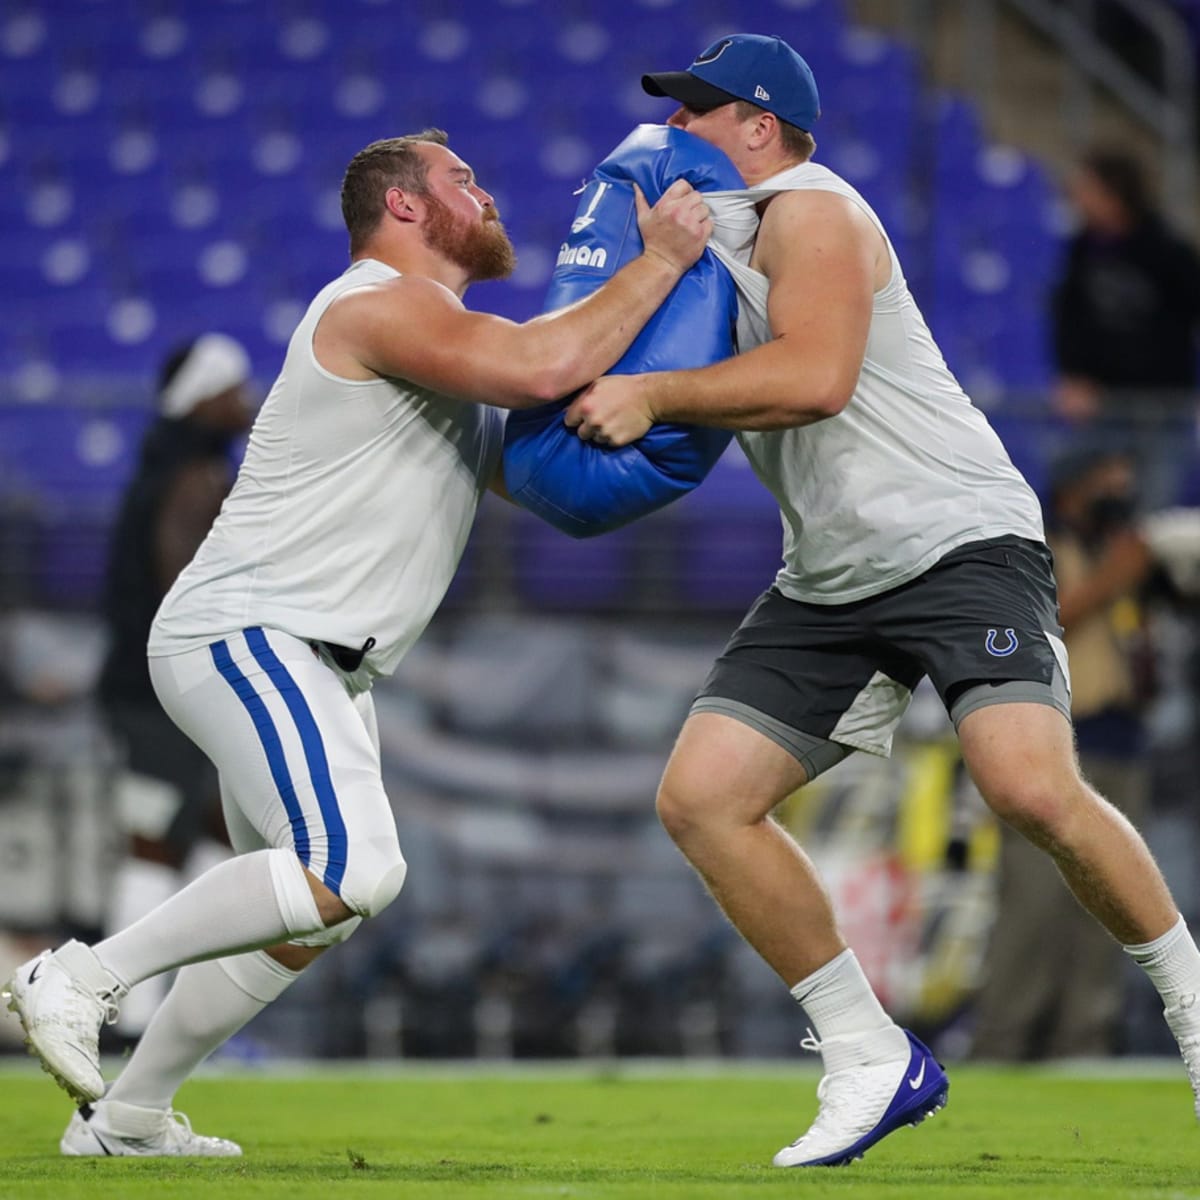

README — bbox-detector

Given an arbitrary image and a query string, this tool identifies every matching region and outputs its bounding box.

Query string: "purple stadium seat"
[0,0,1060,432]
[670,448,783,610]
[512,509,639,609]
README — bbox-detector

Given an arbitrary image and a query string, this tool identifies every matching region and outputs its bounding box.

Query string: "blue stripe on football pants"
[244,626,349,895]
[209,637,312,869]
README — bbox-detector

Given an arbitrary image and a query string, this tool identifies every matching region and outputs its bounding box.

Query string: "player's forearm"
[648,339,852,430]
[515,252,684,403]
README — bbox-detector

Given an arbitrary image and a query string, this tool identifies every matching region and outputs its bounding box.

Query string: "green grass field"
[0,1061,1198,1199]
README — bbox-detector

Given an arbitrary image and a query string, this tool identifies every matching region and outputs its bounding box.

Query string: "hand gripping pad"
[502,125,740,538]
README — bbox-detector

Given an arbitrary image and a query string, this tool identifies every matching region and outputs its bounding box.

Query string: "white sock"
[105,950,299,1111]
[790,949,909,1073]
[93,849,323,988]
[106,859,181,1037]
[182,838,231,884]
[1124,914,1200,1012]
[114,975,172,1039]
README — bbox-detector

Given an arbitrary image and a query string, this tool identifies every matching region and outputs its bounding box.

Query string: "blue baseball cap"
[643,33,820,131]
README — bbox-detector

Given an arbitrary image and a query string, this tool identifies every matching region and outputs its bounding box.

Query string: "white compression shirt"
[707,162,1045,605]
[150,258,503,681]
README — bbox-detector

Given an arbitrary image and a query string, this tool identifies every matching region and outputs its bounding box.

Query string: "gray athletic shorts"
[692,536,1071,781]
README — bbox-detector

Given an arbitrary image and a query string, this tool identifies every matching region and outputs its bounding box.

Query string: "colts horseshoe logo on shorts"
[985,628,1019,657]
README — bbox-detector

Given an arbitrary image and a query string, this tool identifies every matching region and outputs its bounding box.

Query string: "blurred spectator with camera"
[96,334,253,1040]
[1051,149,1200,512]
[972,449,1154,1060]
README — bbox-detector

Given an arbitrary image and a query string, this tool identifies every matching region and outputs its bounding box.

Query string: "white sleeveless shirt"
[707,162,1045,605]
[149,259,503,679]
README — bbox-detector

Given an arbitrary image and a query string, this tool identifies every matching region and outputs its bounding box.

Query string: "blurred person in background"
[972,449,1154,1060]
[4,129,711,1157]
[1051,149,1200,510]
[96,335,253,1044]
[569,33,1200,1169]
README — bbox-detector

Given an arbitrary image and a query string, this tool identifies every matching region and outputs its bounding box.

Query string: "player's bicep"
[332,279,553,409]
[762,194,876,407]
[363,298,522,399]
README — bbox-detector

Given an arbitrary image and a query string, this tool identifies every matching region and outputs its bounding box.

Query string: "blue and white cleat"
[773,1029,948,1168]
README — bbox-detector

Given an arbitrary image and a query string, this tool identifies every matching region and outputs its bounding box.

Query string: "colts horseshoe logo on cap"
[985,628,1019,657]
[693,39,733,65]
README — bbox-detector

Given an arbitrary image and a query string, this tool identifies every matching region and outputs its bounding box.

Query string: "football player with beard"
[5,128,712,1157]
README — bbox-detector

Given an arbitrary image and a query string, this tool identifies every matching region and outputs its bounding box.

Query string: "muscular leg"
[657,712,909,1057]
[660,711,945,1166]
[656,712,841,984]
[957,703,1176,944]
[959,702,1200,1116]
[101,737,366,1118]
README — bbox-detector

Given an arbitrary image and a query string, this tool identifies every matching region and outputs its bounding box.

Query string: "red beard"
[421,196,517,283]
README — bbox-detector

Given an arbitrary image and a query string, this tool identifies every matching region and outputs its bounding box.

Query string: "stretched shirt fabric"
[704,162,1046,605]
[501,125,737,537]
[150,258,503,682]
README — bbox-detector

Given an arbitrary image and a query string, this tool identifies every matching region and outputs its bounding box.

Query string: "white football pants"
[148,627,406,923]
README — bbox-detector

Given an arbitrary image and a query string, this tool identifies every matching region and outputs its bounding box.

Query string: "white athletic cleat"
[773,1029,949,1168]
[1165,992,1200,1120]
[2,941,126,1104]
[61,1099,243,1157]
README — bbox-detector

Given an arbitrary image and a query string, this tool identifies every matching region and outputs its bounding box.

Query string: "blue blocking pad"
[502,125,741,538]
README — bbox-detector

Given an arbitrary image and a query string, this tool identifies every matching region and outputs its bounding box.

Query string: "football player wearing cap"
[567,33,1200,1167]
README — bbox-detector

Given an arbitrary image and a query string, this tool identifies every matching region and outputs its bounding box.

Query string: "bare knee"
[656,776,700,844]
[656,772,765,846]
[981,775,1093,850]
[959,704,1100,851]
[656,712,810,847]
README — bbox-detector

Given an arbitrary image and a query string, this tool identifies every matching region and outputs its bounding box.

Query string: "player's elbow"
[525,369,573,406]
[778,377,852,424]
[500,356,581,409]
[531,346,590,405]
[808,384,854,420]
[806,361,859,419]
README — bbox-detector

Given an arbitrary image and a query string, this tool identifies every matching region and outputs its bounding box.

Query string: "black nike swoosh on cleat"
[76,1105,116,1156]
[27,961,41,985]
[89,1129,116,1156]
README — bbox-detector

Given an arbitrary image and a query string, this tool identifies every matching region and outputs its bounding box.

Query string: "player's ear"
[384,187,422,224]
[747,109,777,150]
